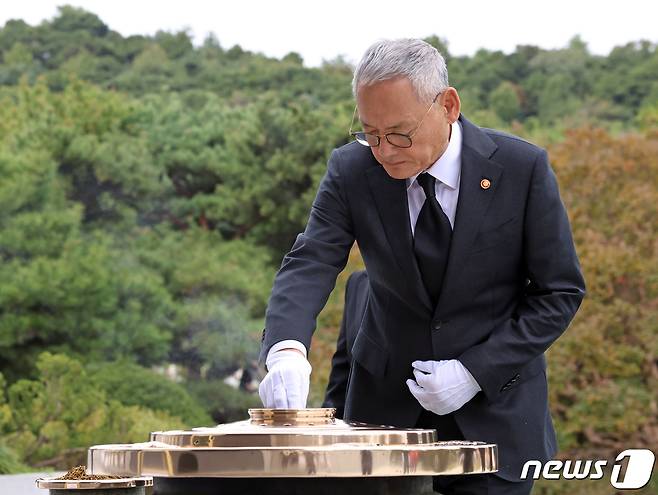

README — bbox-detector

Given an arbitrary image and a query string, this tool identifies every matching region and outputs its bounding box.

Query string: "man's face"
[355,77,460,180]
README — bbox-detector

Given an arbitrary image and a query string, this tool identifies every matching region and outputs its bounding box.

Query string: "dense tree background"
[0,6,656,493]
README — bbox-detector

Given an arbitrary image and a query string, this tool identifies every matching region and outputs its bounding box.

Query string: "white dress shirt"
[268,121,464,362]
[407,120,462,233]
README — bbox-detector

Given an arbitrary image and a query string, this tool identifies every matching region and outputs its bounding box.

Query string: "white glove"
[406,359,481,415]
[258,349,312,409]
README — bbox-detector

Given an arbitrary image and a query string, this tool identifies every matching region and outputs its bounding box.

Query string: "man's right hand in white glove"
[258,347,312,409]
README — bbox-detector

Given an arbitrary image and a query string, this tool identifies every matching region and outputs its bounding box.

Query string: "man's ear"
[443,87,461,123]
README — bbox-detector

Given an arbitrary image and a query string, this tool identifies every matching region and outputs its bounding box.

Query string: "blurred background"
[0,2,656,493]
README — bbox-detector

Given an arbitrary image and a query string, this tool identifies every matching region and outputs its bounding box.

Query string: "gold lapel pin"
[480,178,491,190]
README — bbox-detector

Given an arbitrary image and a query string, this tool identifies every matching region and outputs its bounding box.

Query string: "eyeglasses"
[349,92,443,149]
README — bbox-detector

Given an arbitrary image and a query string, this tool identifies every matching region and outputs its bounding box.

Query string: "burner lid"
[88,408,497,478]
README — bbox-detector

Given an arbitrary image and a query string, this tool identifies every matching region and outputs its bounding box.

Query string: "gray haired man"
[259,38,585,494]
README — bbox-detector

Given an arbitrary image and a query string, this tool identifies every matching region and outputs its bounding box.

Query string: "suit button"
[432,320,442,331]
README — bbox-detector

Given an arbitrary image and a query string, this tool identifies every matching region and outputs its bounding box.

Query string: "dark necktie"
[413,173,453,305]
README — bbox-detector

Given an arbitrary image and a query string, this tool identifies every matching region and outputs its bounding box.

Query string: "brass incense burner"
[83,408,496,494]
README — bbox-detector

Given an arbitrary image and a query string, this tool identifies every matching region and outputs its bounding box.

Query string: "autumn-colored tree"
[545,127,657,460]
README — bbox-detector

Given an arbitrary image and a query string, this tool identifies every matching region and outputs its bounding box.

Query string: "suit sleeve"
[259,148,355,363]
[459,149,586,403]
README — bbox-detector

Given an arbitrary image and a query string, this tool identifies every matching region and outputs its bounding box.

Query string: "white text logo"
[520,449,655,489]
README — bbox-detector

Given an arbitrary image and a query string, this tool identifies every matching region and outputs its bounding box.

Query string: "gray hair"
[352,38,449,104]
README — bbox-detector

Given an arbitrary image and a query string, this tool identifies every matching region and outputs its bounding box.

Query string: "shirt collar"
[407,120,462,190]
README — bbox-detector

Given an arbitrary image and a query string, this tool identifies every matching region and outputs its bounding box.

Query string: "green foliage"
[49,6,109,37]
[0,232,175,381]
[172,298,261,377]
[4,352,186,467]
[636,102,658,131]
[2,6,654,128]
[0,372,12,433]
[132,227,273,313]
[489,81,522,123]
[0,77,278,405]
[142,91,350,257]
[88,361,212,426]
[185,379,261,424]
[0,82,205,383]
[536,73,581,123]
[0,443,29,474]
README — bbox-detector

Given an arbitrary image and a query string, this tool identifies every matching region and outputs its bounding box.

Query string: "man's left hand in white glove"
[406,359,481,416]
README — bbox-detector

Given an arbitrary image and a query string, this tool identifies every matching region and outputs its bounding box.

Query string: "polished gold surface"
[88,441,497,478]
[87,408,498,478]
[150,420,437,447]
[35,476,153,489]
[248,407,336,425]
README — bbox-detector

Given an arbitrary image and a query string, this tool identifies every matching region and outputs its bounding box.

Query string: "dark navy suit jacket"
[260,115,586,481]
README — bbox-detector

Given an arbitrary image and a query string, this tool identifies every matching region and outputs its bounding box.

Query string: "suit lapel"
[365,165,433,312]
[436,116,503,315]
[364,116,502,315]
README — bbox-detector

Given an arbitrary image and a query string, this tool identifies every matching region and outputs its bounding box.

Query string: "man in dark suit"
[258,38,585,494]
